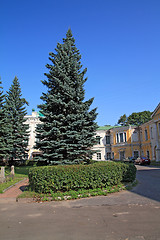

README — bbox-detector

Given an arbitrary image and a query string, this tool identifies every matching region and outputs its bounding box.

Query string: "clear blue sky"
[1,0,160,126]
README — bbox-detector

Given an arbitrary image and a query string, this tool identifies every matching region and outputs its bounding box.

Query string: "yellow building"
[151,103,160,161]
[107,125,141,160]
[105,103,160,162]
[24,103,160,162]
[139,120,153,160]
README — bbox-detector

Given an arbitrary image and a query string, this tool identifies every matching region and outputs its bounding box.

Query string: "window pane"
[124,132,127,142]
[120,133,123,142]
[106,136,110,144]
[120,151,125,160]
[145,130,148,141]
[97,153,101,160]
[116,134,119,143]
[134,151,139,159]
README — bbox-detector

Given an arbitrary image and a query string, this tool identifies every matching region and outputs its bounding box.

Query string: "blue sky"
[1,0,160,126]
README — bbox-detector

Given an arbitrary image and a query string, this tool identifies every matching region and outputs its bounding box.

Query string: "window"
[116,132,127,143]
[106,135,110,144]
[159,123,160,136]
[112,152,114,160]
[132,131,138,142]
[119,151,125,160]
[147,150,150,159]
[133,151,139,159]
[96,136,101,145]
[120,133,123,142]
[124,132,127,142]
[107,152,111,160]
[97,153,101,160]
[145,129,148,141]
[116,134,119,143]
[150,127,153,139]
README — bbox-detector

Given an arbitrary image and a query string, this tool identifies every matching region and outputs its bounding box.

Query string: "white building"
[24,111,108,160]
[24,111,42,160]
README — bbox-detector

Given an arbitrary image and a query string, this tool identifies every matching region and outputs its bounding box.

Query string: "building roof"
[98,125,120,131]
[151,103,160,118]
[38,111,44,117]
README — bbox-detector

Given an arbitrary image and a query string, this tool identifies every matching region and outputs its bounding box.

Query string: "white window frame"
[116,132,127,143]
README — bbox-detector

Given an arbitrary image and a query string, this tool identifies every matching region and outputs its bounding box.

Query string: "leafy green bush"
[29,161,136,193]
[122,163,137,182]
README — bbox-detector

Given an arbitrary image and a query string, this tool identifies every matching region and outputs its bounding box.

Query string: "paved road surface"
[0,165,160,240]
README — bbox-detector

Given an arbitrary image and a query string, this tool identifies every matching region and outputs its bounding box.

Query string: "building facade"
[25,103,160,162]
[24,111,42,160]
[151,103,160,161]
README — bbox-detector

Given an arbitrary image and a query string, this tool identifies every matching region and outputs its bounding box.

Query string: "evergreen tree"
[36,29,98,164]
[4,77,29,164]
[0,80,8,161]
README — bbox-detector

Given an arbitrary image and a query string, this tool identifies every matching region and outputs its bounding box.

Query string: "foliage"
[0,80,8,160]
[0,166,30,193]
[117,111,152,126]
[28,161,136,193]
[118,114,127,126]
[0,176,25,193]
[18,184,126,201]
[122,163,137,182]
[35,29,98,164]
[127,111,152,126]
[4,77,29,164]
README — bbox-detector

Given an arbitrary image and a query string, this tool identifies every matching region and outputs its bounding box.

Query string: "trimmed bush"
[122,163,137,182]
[29,161,136,193]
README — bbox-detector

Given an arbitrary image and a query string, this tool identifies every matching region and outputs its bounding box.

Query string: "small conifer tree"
[4,77,29,164]
[0,80,8,161]
[36,29,98,164]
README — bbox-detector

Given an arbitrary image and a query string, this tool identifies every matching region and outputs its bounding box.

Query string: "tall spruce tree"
[0,80,8,160]
[36,29,98,164]
[4,77,29,164]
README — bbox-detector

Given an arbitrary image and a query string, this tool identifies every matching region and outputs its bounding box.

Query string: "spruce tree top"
[36,29,98,164]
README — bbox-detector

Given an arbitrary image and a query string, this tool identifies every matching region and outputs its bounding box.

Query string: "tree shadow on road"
[130,166,160,202]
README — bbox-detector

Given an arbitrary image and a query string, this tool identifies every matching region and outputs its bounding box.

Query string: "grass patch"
[150,161,160,167]
[0,165,33,194]
[14,166,33,176]
[18,183,127,201]
[0,177,26,193]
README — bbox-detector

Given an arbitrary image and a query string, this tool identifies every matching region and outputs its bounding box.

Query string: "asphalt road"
[0,165,160,240]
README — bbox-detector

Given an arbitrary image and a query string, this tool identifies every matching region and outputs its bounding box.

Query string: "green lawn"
[150,161,160,167]
[0,166,33,194]
[18,184,127,201]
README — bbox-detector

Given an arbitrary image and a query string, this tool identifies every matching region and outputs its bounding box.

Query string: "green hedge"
[28,162,136,193]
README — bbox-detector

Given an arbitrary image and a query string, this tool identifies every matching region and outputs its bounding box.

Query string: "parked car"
[123,157,136,163]
[135,157,150,165]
